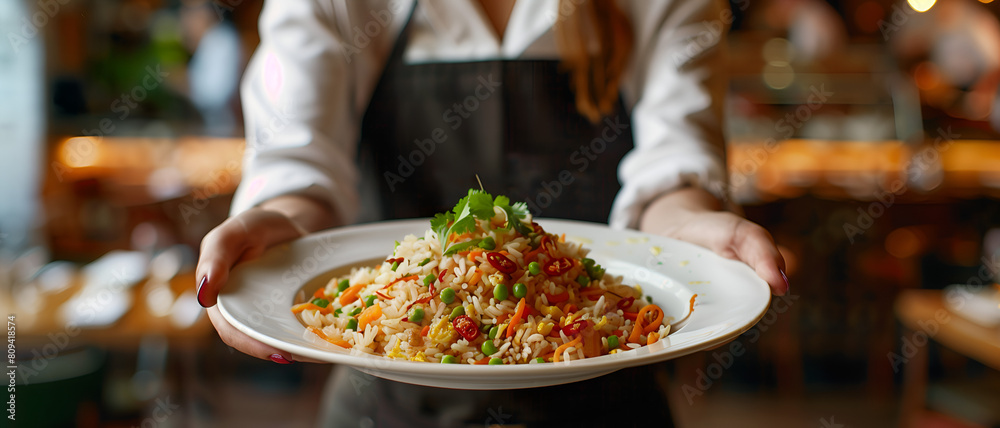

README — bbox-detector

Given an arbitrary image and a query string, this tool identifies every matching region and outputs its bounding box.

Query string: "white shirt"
[232,0,730,229]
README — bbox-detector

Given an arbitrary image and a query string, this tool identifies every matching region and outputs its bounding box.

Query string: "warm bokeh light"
[980,0,994,3]
[907,0,936,12]
[58,137,101,168]
[762,38,794,65]
[763,63,795,89]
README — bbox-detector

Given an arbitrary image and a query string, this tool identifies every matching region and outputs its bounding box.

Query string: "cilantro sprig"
[431,189,532,255]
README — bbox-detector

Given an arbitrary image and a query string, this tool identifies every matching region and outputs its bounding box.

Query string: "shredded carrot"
[523,246,545,263]
[689,294,698,312]
[553,336,583,362]
[338,283,366,306]
[307,326,350,348]
[622,311,637,321]
[420,325,430,336]
[560,233,566,243]
[291,303,330,315]
[499,250,509,256]
[313,287,327,299]
[473,357,491,365]
[469,269,483,287]
[647,331,660,345]
[538,351,555,361]
[639,304,664,334]
[628,313,645,344]
[358,304,383,330]
[468,250,484,262]
[506,298,527,338]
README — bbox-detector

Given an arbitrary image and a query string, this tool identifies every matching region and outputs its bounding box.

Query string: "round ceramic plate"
[217,218,771,390]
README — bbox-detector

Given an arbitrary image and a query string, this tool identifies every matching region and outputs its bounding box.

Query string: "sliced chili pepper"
[452,315,479,342]
[437,269,449,283]
[561,319,590,336]
[386,257,404,265]
[617,296,636,311]
[544,257,573,276]
[544,291,569,304]
[486,252,517,274]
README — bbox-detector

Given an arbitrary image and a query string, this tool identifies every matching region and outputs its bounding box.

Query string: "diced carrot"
[358,304,383,330]
[468,250,484,262]
[421,325,430,336]
[313,287,327,299]
[338,283,366,306]
[473,357,491,365]
[506,298,527,339]
[647,331,660,345]
[468,269,483,287]
[552,336,583,362]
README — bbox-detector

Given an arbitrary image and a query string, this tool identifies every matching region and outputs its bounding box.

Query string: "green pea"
[440,288,456,304]
[349,307,363,316]
[419,257,431,266]
[582,258,596,268]
[488,357,503,365]
[337,279,350,292]
[390,261,400,271]
[576,275,590,287]
[488,326,499,339]
[534,357,546,363]
[645,296,653,303]
[512,283,527,298]
[311,298,329,308]
[449,306,465,321]
[408,307,424,323]
[493,284,509,301]
[528,262,541,275]
[607,335,619,350]
[478,237,496,250]
[481,340,498,355]
[422,273,436,287]
[364,295,376,307]
[440,355,457,364]
[345,319,358,331]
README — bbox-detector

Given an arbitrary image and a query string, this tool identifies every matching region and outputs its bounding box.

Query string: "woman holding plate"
[196,0,789,426]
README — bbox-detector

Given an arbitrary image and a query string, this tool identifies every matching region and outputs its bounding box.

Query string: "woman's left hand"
[639,187,789,296]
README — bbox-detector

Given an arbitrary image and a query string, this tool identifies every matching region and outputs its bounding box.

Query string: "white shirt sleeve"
[609,0,731,229]
[231,0,412,221]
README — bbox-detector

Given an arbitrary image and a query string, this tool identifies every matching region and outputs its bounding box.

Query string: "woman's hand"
[196,195,339,363]
[639,187,789,296]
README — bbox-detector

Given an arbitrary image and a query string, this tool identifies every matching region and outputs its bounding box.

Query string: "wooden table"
[894,290,1000,427]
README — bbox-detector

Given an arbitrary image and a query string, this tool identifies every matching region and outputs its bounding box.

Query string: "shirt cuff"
[608,152,729,230]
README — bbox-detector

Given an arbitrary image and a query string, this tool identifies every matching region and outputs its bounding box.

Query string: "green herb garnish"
[431,189,531,255]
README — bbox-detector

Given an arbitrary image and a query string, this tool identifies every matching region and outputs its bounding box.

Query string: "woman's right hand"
[196,196,339,363]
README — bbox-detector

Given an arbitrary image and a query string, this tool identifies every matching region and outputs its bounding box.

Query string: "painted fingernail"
[197,276,211,308]
[779,269,790,295]
[270,354,293,364]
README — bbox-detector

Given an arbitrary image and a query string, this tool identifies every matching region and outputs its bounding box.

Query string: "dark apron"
[324,8,674,428]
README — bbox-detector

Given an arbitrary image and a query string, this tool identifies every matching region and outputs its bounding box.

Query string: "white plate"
[217,218,771,389]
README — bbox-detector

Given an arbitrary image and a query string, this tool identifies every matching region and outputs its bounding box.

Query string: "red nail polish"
[270,354,293,364]
[779,269,790,294]
[197,276,211,308]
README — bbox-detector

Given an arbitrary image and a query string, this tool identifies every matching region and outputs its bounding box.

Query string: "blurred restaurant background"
[1,0,1000,426]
